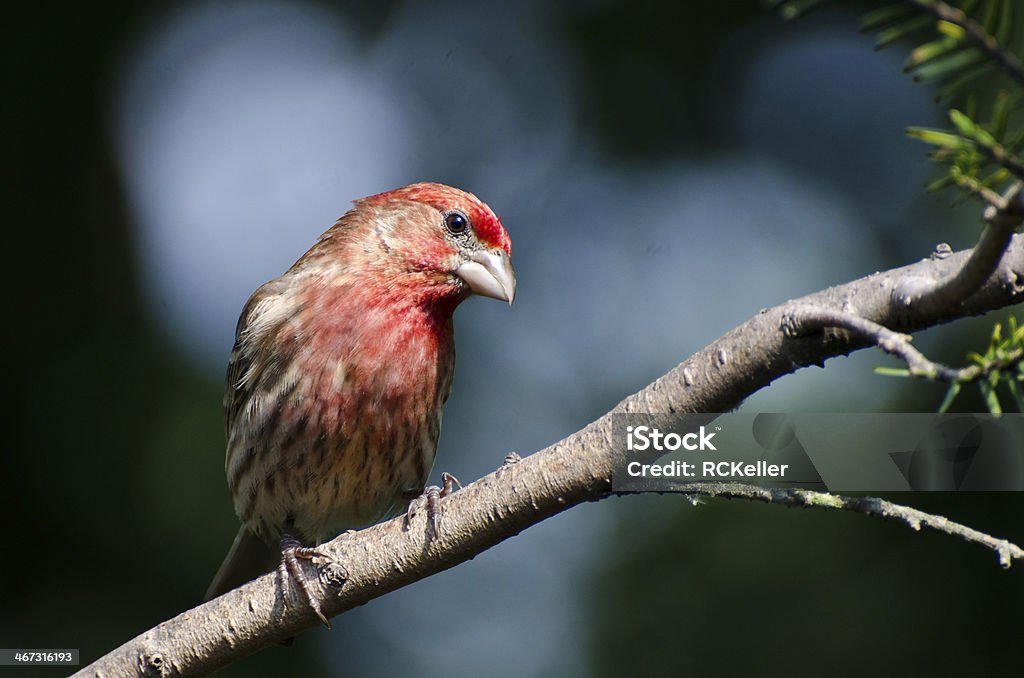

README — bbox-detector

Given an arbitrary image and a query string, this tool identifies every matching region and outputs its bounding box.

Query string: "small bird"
[205,183,515,623]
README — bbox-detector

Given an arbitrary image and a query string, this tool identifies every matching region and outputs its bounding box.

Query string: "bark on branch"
[76,234,1024,677]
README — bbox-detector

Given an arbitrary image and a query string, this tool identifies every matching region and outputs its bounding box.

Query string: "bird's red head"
[351,182,516,305]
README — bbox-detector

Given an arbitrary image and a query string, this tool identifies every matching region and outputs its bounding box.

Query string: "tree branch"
[75,234,1024,677]
[783,304,961,379]
[893,182,1023,314]
[787,304,1024,384]
[785,184,1023,390]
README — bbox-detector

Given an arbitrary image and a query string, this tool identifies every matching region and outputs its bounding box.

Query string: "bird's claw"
[279,534,332,627]
[404,472,461,535]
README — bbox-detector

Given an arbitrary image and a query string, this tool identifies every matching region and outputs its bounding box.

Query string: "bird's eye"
[444,211,469,235]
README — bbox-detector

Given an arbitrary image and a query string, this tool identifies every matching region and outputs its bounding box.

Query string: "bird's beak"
[456,249,516,305]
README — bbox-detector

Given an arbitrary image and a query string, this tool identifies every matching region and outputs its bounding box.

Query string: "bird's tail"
[205,526,277,601]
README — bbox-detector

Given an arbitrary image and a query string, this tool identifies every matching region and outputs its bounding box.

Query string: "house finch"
[204,183,515,624]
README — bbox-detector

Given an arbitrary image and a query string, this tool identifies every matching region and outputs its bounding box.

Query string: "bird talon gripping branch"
[405,472,462,534]
[278,534,332,627]
[205,184,515,622]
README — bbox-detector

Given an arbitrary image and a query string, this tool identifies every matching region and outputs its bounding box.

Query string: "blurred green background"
[4,0,1023,676]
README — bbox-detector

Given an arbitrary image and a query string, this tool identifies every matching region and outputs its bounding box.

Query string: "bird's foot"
[278,533,333,627]
[404,472,462,535]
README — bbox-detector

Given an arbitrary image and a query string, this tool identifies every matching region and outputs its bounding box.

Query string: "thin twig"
[653,483,1024,568]
[784,304,1024,384]
[783,304,956,377]
[955,345,1024,384]
[908,0,1024,87]
[953,171,1009,207]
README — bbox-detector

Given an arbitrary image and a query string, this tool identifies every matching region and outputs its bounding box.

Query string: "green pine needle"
[938,381,962,413]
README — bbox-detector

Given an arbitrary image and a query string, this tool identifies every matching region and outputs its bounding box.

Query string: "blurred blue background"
[5,0,1023,675]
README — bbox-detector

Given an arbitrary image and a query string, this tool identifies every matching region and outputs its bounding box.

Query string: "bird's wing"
[223,276,300,445]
